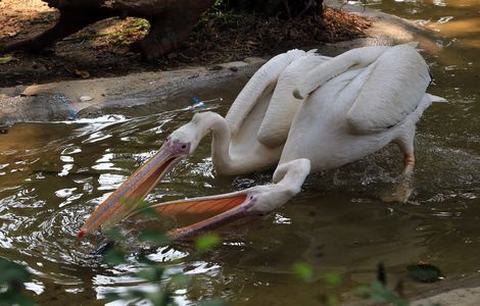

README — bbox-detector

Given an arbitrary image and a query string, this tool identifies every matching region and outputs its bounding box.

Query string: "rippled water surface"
[1,1,479,305]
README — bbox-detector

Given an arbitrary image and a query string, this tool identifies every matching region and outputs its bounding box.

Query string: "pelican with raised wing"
[79,44,445,240]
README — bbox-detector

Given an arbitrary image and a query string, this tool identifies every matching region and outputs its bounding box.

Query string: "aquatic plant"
[0,257,35,306]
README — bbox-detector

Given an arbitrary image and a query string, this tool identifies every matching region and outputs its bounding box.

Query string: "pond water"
[1,0,479,305]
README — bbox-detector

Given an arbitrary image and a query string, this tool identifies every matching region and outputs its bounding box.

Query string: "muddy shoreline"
[0,2,440,125]
[0,0,369,88]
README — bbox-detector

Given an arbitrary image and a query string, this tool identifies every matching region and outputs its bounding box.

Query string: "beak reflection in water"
[78,139,190,238]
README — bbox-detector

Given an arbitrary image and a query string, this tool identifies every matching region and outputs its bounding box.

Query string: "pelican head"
[165,113,209,155]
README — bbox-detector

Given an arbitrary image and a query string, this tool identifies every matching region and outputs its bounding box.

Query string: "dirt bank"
[0,0,370,87]
[0,0,444,126]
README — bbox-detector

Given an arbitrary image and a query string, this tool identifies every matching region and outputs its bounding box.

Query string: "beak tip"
[77,229,86,239]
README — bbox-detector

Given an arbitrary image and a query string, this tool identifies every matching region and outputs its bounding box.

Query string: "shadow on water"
[0,0,479,304]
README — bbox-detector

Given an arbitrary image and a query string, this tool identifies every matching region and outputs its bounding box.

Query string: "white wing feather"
[426,93,447,103]
[294,45,390,100]
[346,44,431,134]
[257,53,331,147]
[225,49,306,136]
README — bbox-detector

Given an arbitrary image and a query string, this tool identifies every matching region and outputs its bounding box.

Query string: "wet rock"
[74,69,90,79]
[79,95,93,102]
[0,59,264,124]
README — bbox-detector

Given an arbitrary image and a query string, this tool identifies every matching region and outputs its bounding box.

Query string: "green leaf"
[119,197,143,211]
[407,263,443,283]
[0,258,36,306]
[103,227,124,242]
[195,233,221,253]
[145,290,174,306]
[170,274,192,288]
[136,266,165,282]
[13,294,36,306]
[322,272,342,287]
[103,247,126,265]
[0,55,13,64]
[104,292,121,302]
[0,258,32,284]
[358,281,409,306]
[138,206,163,220]
[0,291,36,306]
[127,289,148,299]
[138,230,169,245]
[292,262,314,283]
[325,294,339,306]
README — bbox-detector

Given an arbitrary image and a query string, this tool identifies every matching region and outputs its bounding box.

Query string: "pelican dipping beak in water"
[78,112,311,240]
[79,43,446,240]
[78,48,327,239]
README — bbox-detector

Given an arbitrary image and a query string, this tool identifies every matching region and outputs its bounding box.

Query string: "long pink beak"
[78,140,188,238]
[135,191,257,241]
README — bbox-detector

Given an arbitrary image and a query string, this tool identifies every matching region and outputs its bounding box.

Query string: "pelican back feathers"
[346,44,431,134]
[294,45,389,100]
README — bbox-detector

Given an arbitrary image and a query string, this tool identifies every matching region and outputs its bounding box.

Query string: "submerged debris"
[407,262,444,283]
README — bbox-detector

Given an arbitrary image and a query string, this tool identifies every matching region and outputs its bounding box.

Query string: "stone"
[79,95,93,102]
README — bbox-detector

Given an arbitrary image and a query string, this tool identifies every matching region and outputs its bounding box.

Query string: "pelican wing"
[294,46,389,100]
[257,53,331,147]
[225,49,306,136]
[346,44,431,134]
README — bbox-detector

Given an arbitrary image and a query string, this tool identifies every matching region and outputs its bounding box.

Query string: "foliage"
[195,233,221,254]
[101,222,223,306]
[358,264,444,306]
[106,18,150,47]
[291,262,342,306]
[214,0,324,19]
[358,281,410,306]
[0,257,35,306]
[138,229,170,245]
[322,271,343,287]
[292,262,315,283]
[78,198,224,305]
[290,260,443,306]
[0,55,14,64]
[0,246,446,306]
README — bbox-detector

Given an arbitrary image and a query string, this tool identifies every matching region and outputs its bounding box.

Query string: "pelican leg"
[381,134,415,203]
[402,153,415,176]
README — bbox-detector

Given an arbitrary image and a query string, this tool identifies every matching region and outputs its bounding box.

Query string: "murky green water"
[1,1,479,305]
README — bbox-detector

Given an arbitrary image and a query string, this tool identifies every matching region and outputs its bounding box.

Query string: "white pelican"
[78,49,330,238]
[79,44,446,240]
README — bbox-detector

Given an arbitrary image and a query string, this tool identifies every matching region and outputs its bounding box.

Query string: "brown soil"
[0,0,371,88]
